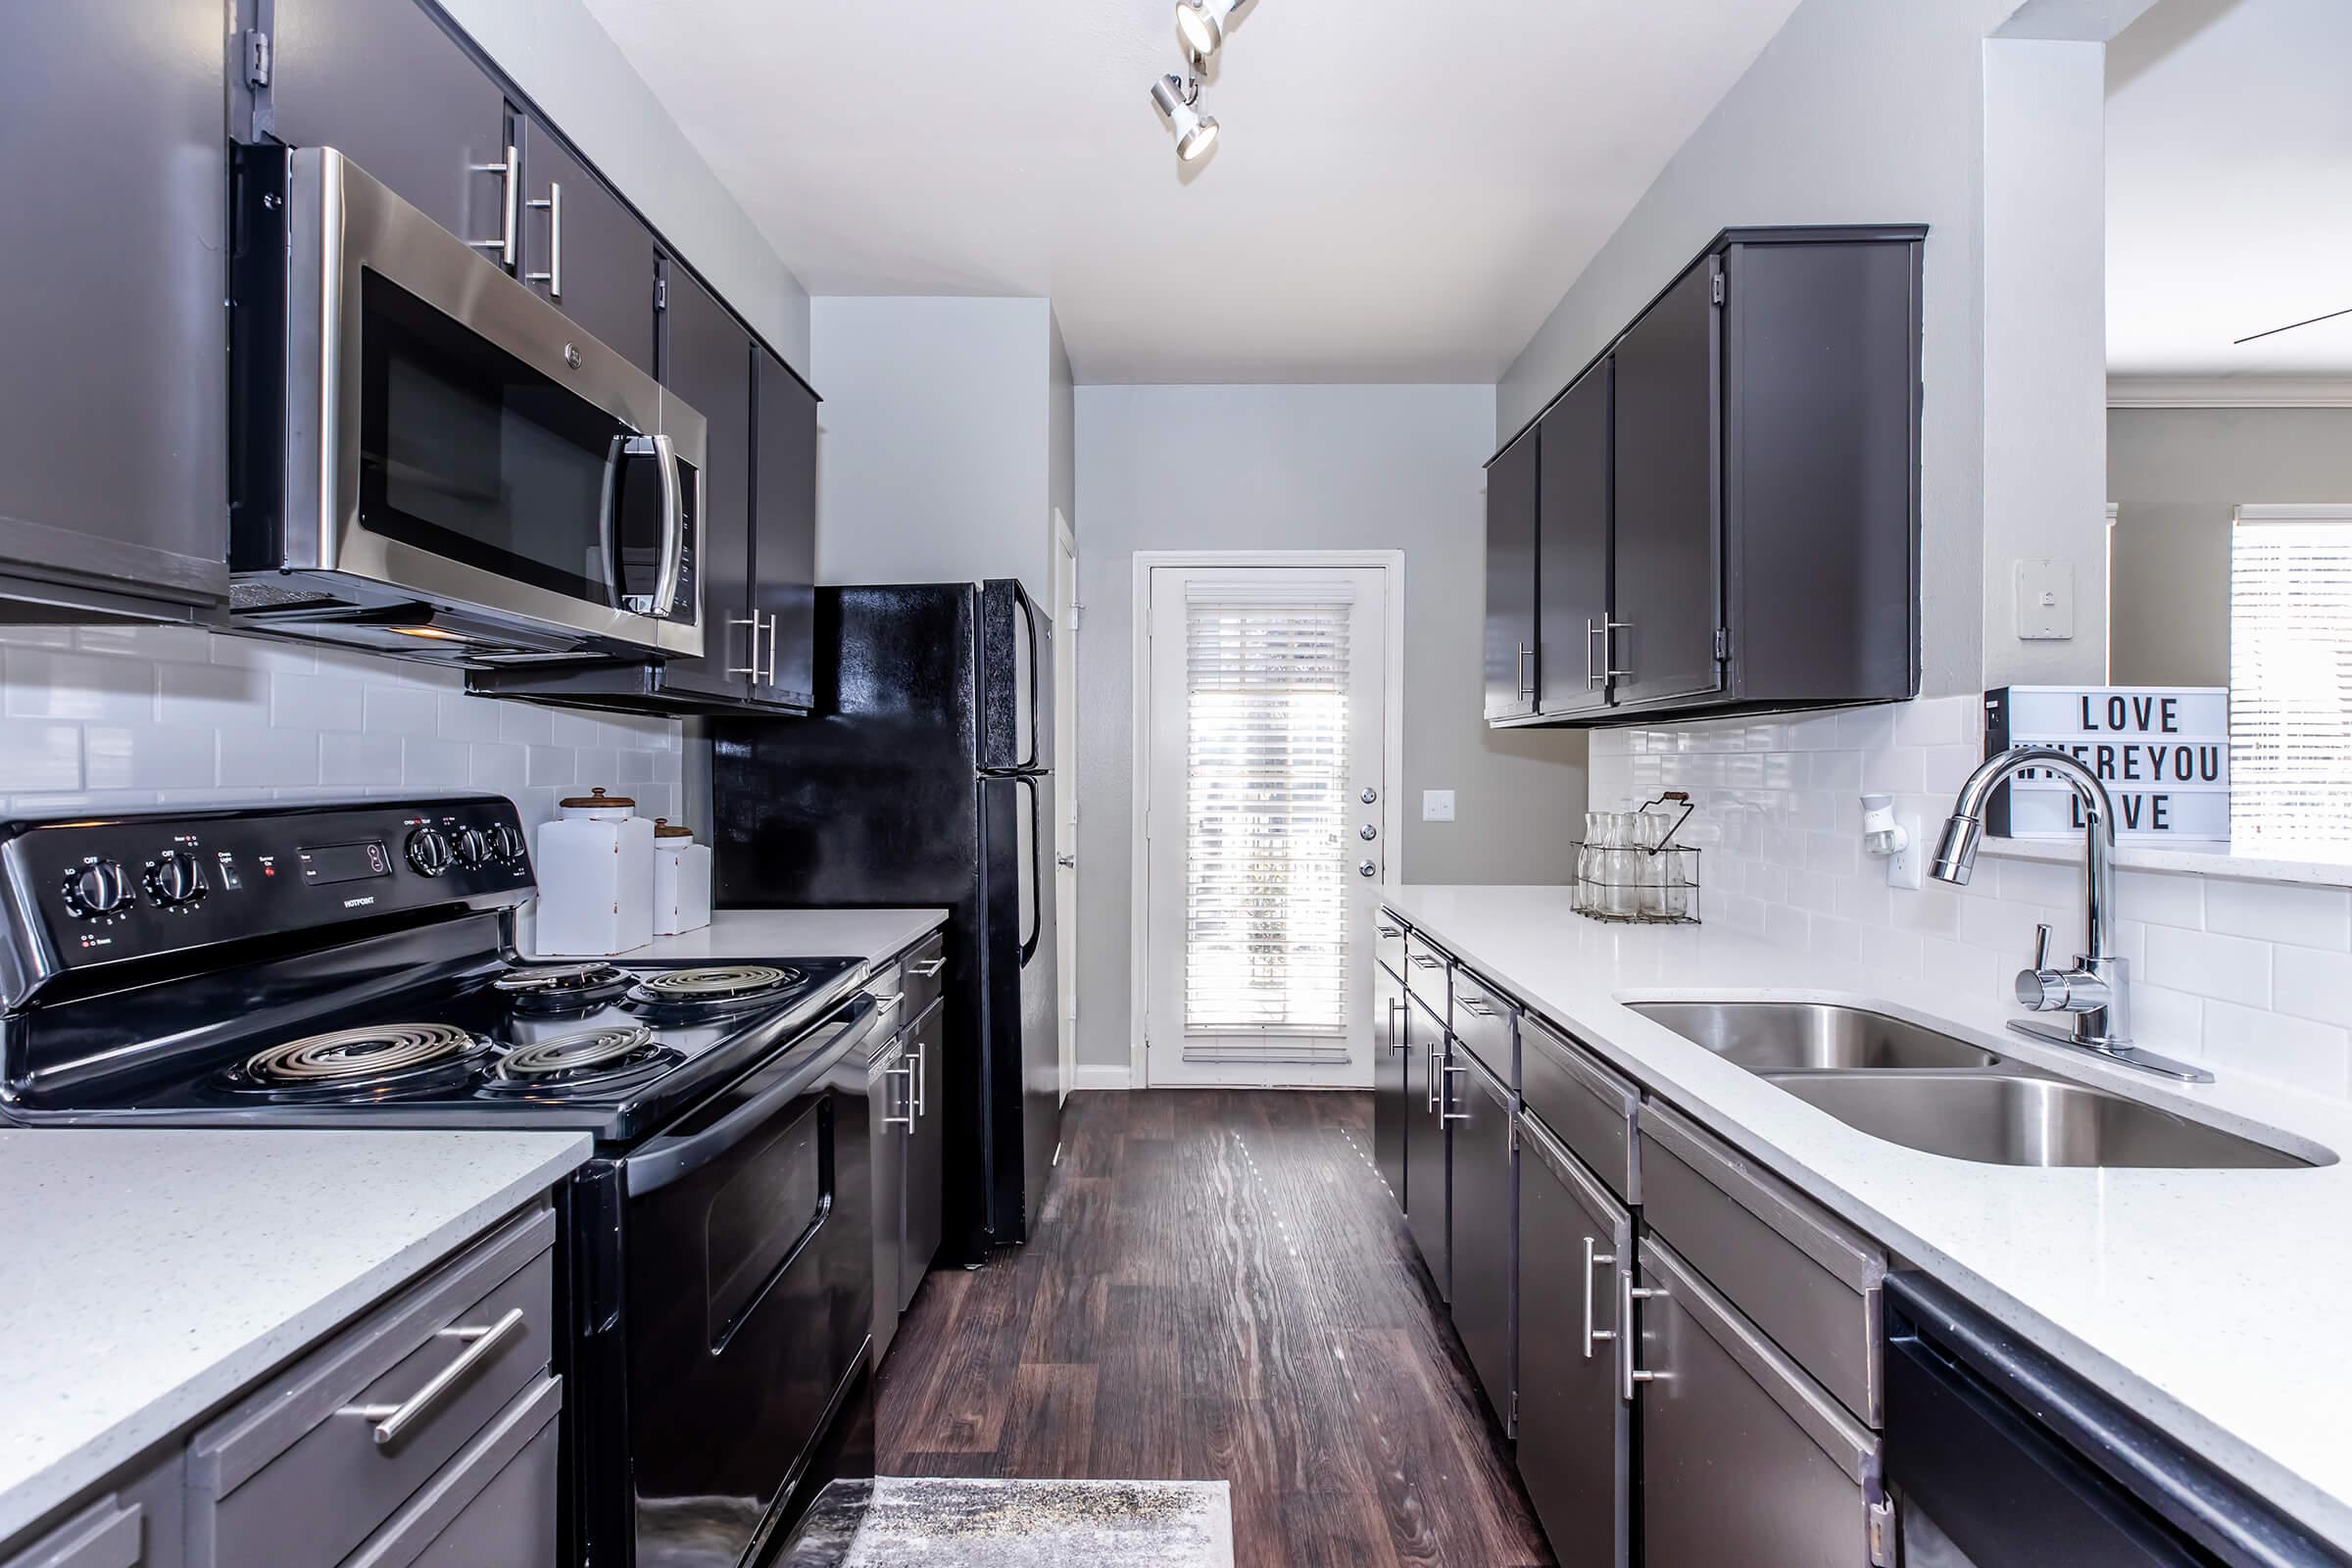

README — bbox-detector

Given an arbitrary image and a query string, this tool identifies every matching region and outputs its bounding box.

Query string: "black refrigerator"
[710,580,1058,1261]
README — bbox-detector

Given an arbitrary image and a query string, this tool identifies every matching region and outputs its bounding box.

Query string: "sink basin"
[1627,1001,2001,1072]
[1761,1070,2312,1169]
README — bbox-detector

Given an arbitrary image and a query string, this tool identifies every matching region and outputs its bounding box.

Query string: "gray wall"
[2108,407,2352,687]
[1072,384,1590,1072]
[809,297,1056,599]
[1496,0,2043,700]
[438,0,811,375]
[1050,313,1076,539]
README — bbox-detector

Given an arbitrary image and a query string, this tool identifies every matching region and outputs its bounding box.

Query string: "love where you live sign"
[1983,686,2230,843]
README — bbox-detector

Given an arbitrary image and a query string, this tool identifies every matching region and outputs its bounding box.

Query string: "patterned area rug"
[778,1478,1235,1568]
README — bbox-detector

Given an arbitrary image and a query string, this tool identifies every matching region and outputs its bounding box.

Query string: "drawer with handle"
[1403,932,1450,1014]
[187,1205,557,1568]
[0,1495,146,1568]
[1520,1009,1641,1205]
[1375,912,1407,981]
[897,930,948,1027]
[1449,964,1517,1086]
[1639,1101,1886,1426]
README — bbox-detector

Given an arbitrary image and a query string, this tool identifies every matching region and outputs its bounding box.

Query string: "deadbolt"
[1357,859,1378,878]
[1360,787,1377,805]
[1360,824,1378,841]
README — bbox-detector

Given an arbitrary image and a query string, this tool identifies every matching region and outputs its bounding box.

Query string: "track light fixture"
[1174,0,1241,63]
[1150,73,1219,164]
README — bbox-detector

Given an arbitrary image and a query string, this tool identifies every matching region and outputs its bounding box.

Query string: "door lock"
[1359,824,1378,841]
[1360,786,1378,804]
[1358,859,1378,878]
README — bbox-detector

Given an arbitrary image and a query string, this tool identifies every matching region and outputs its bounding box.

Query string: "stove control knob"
[486,823,526,863]
[145,850,208,906]
[64,860,133,917]
[407,826,453,877]
[452,827,491,868]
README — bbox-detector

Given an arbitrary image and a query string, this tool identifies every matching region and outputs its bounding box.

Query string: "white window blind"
[2230,508,2352,854]
[1183,585,1353,1038]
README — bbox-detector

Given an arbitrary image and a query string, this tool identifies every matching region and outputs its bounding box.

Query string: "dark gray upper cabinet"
[753,352,819,711]
[1483,431,1539,720]
[269,0,511,259]
[518,119,657,377]
[1490,225,1923,728]
[0,1,226,623]
[659,269,757,704]
[1610,260,1725,710]
[1535,364,1611,717]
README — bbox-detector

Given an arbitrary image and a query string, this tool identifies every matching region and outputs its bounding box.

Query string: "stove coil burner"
[235,1023,490,1091]
[628,964,803,1009]
[487,1025,680,1094]
[495,962,632,1013]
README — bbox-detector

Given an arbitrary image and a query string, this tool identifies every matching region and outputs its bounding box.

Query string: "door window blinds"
[2230,509,2352,854]
[1184,584,1353,1038]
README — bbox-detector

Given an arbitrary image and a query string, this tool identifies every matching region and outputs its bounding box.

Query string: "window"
[1182,586,1353,1037]
[2230,506,2352,854]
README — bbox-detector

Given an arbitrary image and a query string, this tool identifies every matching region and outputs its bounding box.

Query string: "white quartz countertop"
[572,907,949,968]
[0,1129,591,1544]
[1384,884,2352,1552]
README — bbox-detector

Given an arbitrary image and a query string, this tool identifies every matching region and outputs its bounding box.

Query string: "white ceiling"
[2107,0,2352,378]
[581,0,1804,383]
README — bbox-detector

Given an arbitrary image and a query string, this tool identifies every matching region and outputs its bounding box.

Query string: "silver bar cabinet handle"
[1623,1276,1662,1402]
[1582,1237,1619,1358]
[524,181,564,297]
[913,1045,926,1116]
[469,144,519,265]
[883,1059,914,1127]
[339,1306,526,1446]
[726,613,761,678]
[1516,641,1535,701]
[1439,1061,1470,1122]
[1426,1048,1441,1111]
[908,956,948,978]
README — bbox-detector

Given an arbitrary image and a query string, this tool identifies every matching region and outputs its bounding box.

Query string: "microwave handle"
[651,433,683,616]
[599,434,625,609]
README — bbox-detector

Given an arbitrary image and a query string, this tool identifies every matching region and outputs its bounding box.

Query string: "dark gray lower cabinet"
[1449,1054,1516,1431]
[866,1033,907,1364]
[1516,1113,1632,1568]
[869,992,949,1361]
[1373,959,1409,1208]
[1403,994,1450,1300]
[1636,1237,1885,1567]
[0,0,227,622]
[899,997,947,1312]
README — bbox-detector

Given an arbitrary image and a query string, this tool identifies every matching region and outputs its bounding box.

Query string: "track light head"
[1150,74,1220,163]
[1175,0,1240,62]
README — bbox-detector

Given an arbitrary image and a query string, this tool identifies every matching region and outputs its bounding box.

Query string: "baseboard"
[1070,1063,1136,1092]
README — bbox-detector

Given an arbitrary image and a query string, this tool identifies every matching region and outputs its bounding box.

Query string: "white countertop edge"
[1380,886,2352,1553]
[0,1132,591,1544]
[571,907,950,968]
[1979,832,2352,890]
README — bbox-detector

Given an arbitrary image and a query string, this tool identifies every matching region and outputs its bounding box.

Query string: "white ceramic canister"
[650,818,712,936]
[534,787,655,956]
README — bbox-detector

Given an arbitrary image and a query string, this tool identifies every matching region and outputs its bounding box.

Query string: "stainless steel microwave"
[229,145,705,663]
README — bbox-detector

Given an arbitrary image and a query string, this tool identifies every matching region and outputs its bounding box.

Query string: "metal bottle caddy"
[1573,791,1700,925]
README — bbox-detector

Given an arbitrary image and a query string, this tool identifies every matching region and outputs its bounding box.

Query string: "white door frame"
[1128,549,1406,1089]
[1053,510,1079,1103]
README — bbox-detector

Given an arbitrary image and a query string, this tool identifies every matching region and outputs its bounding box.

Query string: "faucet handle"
[2032,922,2052,972]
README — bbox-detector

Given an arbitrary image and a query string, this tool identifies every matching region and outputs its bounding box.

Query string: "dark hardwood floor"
[876,1089,1555,1566]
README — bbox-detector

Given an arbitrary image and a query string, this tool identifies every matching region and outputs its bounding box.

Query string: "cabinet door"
[1536,364,1612,716]
[518,120,656,376]
[1403,998,1450,1299]
[1373,957,1408,1211]
[270,0,510,256]
[1484,431,1539,719]
[866,1040,906,1363]
[657,268,755,702]
[900,998,947,1309]
[0,1,226,616]
[1450,1055,1516,1430]
[1610,260,1724,710]
[1516,1116,1631,1568]
[753,352,819,710]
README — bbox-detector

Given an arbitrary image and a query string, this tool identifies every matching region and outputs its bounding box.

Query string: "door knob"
[1358,859,1378,878]
[1359,824,1378,841]
[1360,786,1378,804]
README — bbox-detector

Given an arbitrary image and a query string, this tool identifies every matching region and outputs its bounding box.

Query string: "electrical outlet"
[1422,790,1455,822]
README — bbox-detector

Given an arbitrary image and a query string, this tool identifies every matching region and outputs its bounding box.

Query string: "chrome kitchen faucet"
[1931,746,2213,1083]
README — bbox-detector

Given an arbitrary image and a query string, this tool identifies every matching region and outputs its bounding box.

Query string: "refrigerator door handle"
[1016,772,1044,964]
[1018,582,1044,773]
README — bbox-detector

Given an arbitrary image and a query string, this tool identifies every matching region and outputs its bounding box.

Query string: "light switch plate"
[1422,790,1456,822]
[2014,560,2076,640]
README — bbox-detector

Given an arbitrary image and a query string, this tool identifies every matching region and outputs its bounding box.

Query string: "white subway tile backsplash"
[1590,691,2352,1102]
[0,629,681,846]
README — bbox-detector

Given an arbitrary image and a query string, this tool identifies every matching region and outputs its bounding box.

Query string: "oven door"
[620,997,880,1567]
[280,147,705,657]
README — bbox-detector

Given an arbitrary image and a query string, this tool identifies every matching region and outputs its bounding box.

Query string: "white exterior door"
[1143,564,1391,1087]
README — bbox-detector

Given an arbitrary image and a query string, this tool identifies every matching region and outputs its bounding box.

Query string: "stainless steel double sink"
[1625,1001,2311,1170]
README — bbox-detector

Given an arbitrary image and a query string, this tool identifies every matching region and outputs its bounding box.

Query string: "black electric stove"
[0,797,883,1568]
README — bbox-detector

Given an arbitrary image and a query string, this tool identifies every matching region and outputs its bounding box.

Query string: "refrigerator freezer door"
[980,579,1051,774]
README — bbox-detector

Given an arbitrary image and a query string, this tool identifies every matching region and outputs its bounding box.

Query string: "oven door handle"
[625,997,880,1196]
